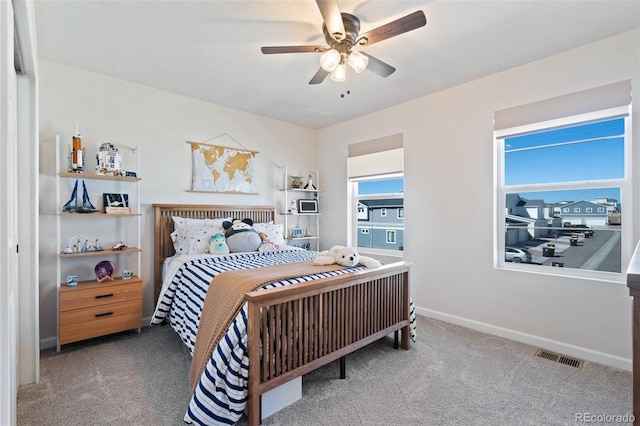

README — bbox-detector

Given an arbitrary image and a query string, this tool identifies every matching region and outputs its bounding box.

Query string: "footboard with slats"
[245,262,411,426]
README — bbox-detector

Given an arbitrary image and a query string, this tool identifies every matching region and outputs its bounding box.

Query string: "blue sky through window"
[504,118,624,206]
[358,178,403,195]
[505,118,624,186]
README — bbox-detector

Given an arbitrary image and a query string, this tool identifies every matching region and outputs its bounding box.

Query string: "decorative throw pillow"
[171,225,225,255]
[252,222,287,246]
[172,216,230,230]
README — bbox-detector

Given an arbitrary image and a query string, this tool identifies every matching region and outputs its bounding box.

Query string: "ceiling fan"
[261,0,427,85]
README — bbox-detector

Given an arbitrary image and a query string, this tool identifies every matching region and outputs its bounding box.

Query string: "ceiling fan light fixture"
[330,62,347,82]
[347,51,368,73]
[320,49,341,72]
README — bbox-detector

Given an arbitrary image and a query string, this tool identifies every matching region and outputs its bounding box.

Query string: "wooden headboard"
[152,204,277,302]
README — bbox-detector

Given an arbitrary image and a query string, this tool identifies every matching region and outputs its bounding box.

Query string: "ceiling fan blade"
[316,0,346,41]
[261,45,327,54]
[361,52,396,78]
[309,67,330,85]
[358,10,426,46]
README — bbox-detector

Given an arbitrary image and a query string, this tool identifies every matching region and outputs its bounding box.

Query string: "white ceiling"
[34,0,640,129]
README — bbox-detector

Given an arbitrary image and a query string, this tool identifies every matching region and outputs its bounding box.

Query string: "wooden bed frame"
[153,204,412,426]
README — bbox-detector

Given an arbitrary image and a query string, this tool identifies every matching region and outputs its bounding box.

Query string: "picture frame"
[103,193,130,214]
[297,199,318,213]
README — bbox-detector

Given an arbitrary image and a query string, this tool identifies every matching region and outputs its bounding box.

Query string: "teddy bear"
[208,232,230,255]
[222,218,262,253]
[313,245,382,269]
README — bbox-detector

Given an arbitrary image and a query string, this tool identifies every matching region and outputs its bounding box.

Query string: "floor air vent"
[535,349,584,369]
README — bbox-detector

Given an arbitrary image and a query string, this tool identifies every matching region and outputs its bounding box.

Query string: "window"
[495,81,632,280]
[348,134,404,255]
[386,230,396,244]
[351,177,404,252]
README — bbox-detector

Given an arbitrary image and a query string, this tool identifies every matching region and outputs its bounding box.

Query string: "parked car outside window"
[505,247,532,263]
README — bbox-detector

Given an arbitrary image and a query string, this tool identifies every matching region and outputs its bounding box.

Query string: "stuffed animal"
[208,233,230,255]
[222,218,262,253]
[313,245,382,269]
[257,232,277,253]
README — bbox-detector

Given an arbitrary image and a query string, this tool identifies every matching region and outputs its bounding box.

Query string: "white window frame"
[495,105,632,282]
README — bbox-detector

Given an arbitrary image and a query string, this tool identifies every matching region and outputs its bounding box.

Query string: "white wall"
[316,29,640,369]
[38,60,317,345]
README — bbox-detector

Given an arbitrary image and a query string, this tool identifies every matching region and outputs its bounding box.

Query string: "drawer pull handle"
[95,293,114,299]
[95,312,113,318]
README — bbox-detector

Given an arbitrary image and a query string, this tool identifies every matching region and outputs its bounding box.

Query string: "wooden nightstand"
[58,276,142,346]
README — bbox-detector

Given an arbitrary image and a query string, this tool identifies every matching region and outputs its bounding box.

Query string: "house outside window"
[494,81,632,281]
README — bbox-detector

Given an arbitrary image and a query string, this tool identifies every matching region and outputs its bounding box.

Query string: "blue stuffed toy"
[208,233,230,255]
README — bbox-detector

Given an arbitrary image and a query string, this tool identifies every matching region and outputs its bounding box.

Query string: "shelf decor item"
[66,275,78,287]
[94,260,115,283]
[96,142,123,175]
[304,174,316,190]
[62,179,99,213]
[103,193,130,214]
[69,122,84,173]
[297,199,318,213]
[64,235,103,254]
[290,176,304,189]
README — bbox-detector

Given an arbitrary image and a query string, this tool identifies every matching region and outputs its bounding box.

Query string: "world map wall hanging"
[187,140,259,194]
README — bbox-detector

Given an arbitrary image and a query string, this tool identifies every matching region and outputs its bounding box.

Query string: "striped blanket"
[151,249,416,425]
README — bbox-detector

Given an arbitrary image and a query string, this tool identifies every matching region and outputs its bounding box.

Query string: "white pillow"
[253,222,287,246]
[172,216,230,230]
[171,225,225,255]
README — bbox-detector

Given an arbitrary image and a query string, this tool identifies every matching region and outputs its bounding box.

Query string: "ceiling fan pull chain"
[341,64,352,98]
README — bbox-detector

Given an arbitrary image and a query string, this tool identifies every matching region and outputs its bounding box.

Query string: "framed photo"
[297,199,318,214]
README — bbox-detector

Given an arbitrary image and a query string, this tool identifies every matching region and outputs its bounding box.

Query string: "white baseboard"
[416,306,632,372]
[40,336,57,351]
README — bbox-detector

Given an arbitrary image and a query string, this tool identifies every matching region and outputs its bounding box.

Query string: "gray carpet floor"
[17,315,633,425]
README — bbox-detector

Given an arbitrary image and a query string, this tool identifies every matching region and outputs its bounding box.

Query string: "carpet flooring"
[17,315,633,425]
